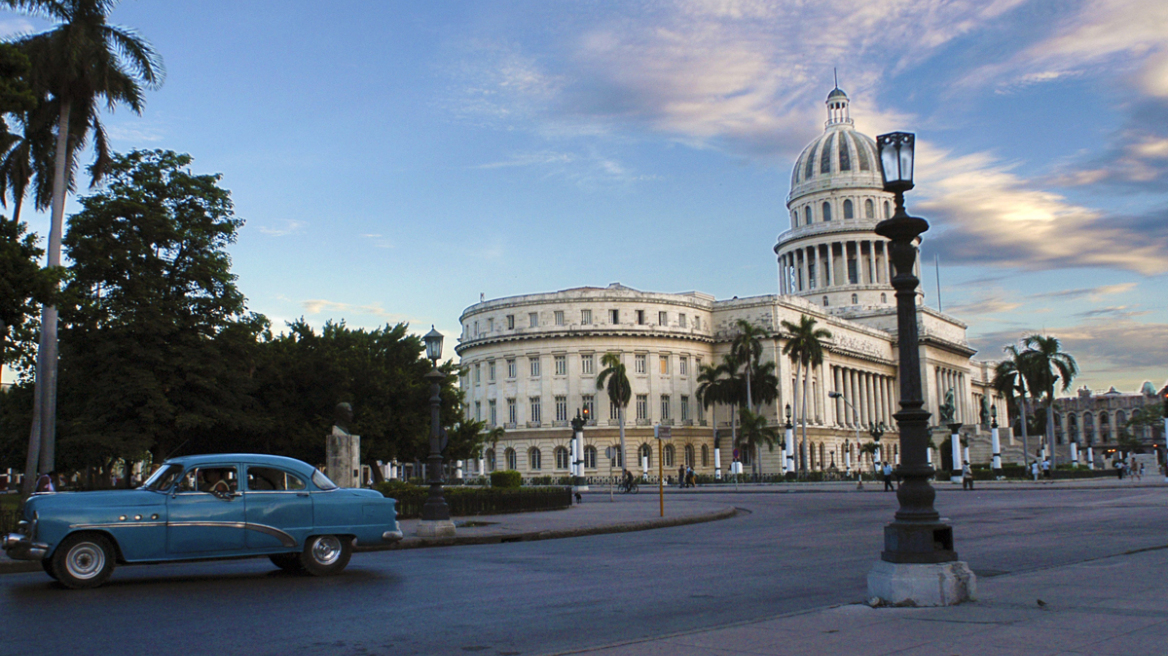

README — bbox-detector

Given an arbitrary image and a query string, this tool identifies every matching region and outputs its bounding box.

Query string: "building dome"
[789,87,884,201]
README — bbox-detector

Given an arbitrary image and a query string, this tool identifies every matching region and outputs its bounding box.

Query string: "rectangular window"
[488,360,496,381]
[659,356,669,375]
[487,317,494,332]
[696,357,702,371]
[636,394,648,420]
[609,309,619,324]
[554,311,564,326]
[658,311,667,326]
[697,400,705,422]
[848,260,858,284]
[581,309,592,325]
[694,316,701,330]
[610,400,619,420]
[581,354,594,375]
[555,396,567,422]
[554,355,566,376]
[489,399,497,427]
[530,397,541,424]
[474,320,479,336]
[506,358,516,379]
[507,398,517,425]
[679,313,687,328]
[529,312,539,328]
[529,356,540,377]
[506,315,515,330]
[808,262,817,289]
[475,401,481,421]
[679,356,688,376]
[635,354,647,374]
[582,395,594,419]
[636,310,645,325]
[681,396,689,421]
[661,395,670,420]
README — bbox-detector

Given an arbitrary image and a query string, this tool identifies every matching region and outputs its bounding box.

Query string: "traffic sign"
[654,425,672,440]
[605,446,614,460]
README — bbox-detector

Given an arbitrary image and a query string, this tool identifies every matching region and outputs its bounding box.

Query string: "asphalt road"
[2,487,1165,656]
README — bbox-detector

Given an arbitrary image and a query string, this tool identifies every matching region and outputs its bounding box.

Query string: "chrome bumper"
[3,533,48,561]
[382,529,404,543]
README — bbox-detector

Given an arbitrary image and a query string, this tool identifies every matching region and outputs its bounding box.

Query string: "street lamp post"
[828,392,861,473]
[571,409,589,491]
[949,422,964,484]
[990,406,1002,476]
[417,326,455,538]
[783,404,794,476]
[869,421,886,471]
[867,131,974,606]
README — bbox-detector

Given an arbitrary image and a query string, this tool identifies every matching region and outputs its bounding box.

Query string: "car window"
[141,464,184,491]
[312,469,338,491]
[176,466,238,494]
[246,466,306,491]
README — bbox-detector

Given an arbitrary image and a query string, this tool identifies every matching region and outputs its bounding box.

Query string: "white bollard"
[714,447,722,480]
[951,430,963,484]
[990,426,1001,472]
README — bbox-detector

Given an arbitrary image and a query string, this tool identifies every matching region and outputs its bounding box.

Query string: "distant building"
[1055,382,1167,451]
[455,87,1003,479]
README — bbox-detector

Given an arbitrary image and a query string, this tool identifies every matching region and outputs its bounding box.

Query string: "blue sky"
[3,0,1166,394]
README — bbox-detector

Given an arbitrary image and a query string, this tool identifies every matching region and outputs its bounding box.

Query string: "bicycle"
[619,477,640,494]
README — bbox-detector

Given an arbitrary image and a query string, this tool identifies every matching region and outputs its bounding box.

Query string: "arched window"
[851,293,858,304]
[1100,412,1110,441]
[805,206,812,225]
[528,447,542,470]
[880,293,887,303]
[639,443,652,468]
[883,201,890,218]
[823,296,829,307]
[1068,413,1079,442]
[820,443,827,469]
[701,444,710,467]
[664,444,675,468]
[554,446,569,470]
[865,199,874,219]
[1116,410,1126,427]
[843,199,854,219]
[822,202,832,221]
[505,448,517,470]
[684,444,695,467]
[584,445,597,469]
[611,446,623,467]
[486,448,497,472]
[791,210,798,227]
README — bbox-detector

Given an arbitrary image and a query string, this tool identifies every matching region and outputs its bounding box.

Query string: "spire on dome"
[825,74,852,128]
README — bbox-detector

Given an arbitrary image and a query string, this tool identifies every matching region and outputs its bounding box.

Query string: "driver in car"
[199,469,232,495]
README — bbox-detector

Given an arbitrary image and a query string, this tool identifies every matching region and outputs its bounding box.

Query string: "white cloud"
[301,299,414,324]
[256,220,305,237]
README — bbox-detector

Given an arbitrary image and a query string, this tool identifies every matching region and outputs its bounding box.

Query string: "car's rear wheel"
[52,533,115,589]
[299,535,351,576]
[269,552,304,573]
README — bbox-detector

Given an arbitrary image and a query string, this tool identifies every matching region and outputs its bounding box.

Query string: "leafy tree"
[56,150,260,479]
[5,0,165,478]
[731,319,765,410]
[596,352,631,470]
[0,215,54,375]
[1022,334,1078,471]
[696,361,731,466]
[1126,404,1165,442]
[736,407,779,476]
[993,344,1040,467]
[0,41,35,145]
[781,315,832,476]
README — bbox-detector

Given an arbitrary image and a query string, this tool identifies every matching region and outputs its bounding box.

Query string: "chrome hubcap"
[65,542,105,580]
[311,536,341,565]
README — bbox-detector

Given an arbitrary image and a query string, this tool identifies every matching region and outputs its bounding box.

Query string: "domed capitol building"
[455,87,1012,480]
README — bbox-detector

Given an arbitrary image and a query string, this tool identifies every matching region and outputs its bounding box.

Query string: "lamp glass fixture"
[423,325,444,361]
[876,132,915,191]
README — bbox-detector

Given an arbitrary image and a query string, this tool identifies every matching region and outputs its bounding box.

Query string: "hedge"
[374,481,571,519]
[490,470,522,489]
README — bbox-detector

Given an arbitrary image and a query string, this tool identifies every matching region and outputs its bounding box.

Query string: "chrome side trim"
[166,521,297,548]
[70,523,160,530]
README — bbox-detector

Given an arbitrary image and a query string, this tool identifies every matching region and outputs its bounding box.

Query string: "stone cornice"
[455,327,716,355]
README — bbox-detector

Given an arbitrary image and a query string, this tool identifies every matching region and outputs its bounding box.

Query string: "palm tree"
[696,361,732,476]
[993,344,1038,470]
[731,319,767,411]
[1023,334,1078,473]
[736,407,780,476]
[5,0,164,482]
[781,315,833,476]
[596,352,631,472]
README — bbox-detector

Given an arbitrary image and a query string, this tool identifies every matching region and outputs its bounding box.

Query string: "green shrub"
[374,481,571,518]
[491,470,522,488]
[528,476,553,486]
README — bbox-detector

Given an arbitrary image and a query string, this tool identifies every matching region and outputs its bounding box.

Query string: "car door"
[166,465,247,554]
[243,465,313,550]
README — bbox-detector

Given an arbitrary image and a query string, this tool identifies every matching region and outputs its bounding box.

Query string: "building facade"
[455,88,1005,480]
[1055,383,1167,454]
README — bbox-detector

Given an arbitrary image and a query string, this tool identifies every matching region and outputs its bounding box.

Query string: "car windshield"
[140,464,185,491]
[312,469,338,491]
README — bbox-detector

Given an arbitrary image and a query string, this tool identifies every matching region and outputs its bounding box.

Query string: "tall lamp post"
[571,409,589,491]
[866,132,975,606]
[784,404,794,476]
[828,392,861,471]
[990,406,1002,476]
[869,421,886,470]
[417,326,455,538]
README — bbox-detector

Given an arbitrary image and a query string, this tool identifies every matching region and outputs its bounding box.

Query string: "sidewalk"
[547,545,1168,656]
[0,492,735,574]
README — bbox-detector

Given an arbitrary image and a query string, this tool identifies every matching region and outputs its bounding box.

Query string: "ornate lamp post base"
[416,518,457,538]
[868,560,977,607]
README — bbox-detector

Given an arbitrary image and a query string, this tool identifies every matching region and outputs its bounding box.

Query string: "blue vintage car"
[3,454,402,589]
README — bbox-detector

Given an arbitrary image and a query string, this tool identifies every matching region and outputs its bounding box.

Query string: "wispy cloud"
[257,220,306,237]
[1028,283,1138,301]
[361,233,394,249]
[301,299,414,324]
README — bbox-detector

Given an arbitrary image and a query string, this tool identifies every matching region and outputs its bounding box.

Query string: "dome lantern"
[826,86,852,128]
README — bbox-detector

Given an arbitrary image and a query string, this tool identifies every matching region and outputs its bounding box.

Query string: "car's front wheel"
[269,552,304,573]
[52,533,115,589]
[41,559,59,580]
[299,535,351,576]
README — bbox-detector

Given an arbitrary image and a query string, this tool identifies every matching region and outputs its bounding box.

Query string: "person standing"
[962,461,974,491]
[882,462,893,491]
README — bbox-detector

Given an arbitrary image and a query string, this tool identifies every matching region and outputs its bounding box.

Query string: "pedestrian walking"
[882,462,893,491]
[686,466,694,488]
[962,461,974,491]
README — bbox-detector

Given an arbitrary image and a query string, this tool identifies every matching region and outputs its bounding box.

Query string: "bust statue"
[334,402,353,434]
[938,388,956,425]
[979,396,990,426]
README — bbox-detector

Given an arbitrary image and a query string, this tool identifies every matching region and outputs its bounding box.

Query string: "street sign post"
[653,425,671,517]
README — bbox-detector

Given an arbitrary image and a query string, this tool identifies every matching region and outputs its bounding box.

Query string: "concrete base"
[867,560,977,607]
[415,519,456,538]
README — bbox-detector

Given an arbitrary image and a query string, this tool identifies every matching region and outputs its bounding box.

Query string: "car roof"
[164,453,316,476]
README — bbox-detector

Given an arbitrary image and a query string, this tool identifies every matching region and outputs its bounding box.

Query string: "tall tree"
[1022,334,1078,472]
[696,360,733,474]
[781,315,832,476]
[0,215,54,376]
[55,150,258,478]
[5,0,164,480]
[596,352,631,471]
[993,344,1038,469]
[736,407,780,477]
[731,319,767,411]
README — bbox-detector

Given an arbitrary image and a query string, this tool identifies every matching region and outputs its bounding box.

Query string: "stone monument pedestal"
[327,426,361,488]
[416,519,456,538]
[867,560,976,606]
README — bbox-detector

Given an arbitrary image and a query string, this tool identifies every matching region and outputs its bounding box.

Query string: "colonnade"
[831,365,897,429]
[777,238,892,296]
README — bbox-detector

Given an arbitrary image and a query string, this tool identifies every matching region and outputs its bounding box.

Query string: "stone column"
[827,241,835,287]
